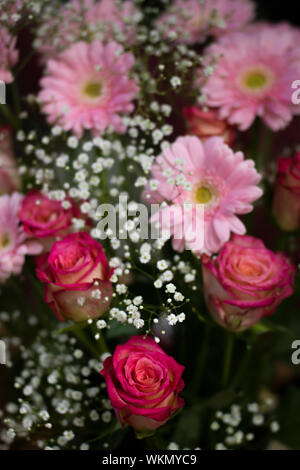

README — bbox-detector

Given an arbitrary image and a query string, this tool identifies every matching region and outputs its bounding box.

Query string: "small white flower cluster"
[18,123,118,212]
[210,402,280,450]
[0,327,115,451]
[33,0,142,54]
[166,312,186,326]
[167,442,201,451]
[0,0,46,27]
[109,297,145,330]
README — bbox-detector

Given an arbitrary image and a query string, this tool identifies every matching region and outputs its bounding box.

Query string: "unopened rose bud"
[183,106,235,145]
[272,153,300,231]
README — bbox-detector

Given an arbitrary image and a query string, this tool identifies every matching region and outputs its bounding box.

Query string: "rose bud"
[101,335,185,433]
[182,106,235,145]
[19,191,83,253]
[36,232,113,322]
[272,153,300,231]
[202,234,295,332]
[0,126,21,194]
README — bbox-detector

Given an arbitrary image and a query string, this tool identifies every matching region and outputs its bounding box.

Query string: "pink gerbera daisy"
[157,0,255,44]
[0,25,19,84]
[0,193,42,282]
[38,40,139,137]
[144,136,262,255]
[201,23,300,131]
[245,21,300,44]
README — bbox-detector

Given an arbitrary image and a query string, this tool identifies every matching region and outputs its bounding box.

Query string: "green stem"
[15,49,36,76]
[88,321,110,356]
[192,323,212,396]
[97,331,109,355]
[250,118,260,161]
[0,104,18,129]
[232,345,252,389]
[74,327,101,359]
[221,333,235,389]
[87,421,121,444]
[257,125,273,172]
[250,120,273,172]
[11,80,20,119]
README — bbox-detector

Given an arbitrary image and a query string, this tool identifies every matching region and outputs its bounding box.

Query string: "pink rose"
[182,106,235,145]
[0,126,21,194]
[36,232,113,322]
[202,235,295,332]
[19,191,81,252]
[101,335,185,432]
[272,153,300,231]
[0,193,42,282]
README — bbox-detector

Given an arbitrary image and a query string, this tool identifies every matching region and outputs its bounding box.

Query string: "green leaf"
[55,321,88,335]
[135,429,156,440]
[203,386,237,410]
[251,320,289,336]
[87,421,122,444]
[173,406,202,447]
[106,320,137,339]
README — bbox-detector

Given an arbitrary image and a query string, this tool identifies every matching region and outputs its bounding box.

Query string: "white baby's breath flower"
[157,260,168,271]
[154,279,163,288]
[170,76,181,88]
[167,314,177,326]
[166,283,176,293]
[177,313,186,323]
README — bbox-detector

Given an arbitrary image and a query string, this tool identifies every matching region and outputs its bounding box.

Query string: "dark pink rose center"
[227,247,273,283]
[133,358,160,386]
[281,154,300,192]
[54,244,87,272]
[34,205,58,224]
[290,155,300,184]
[236,258,263,277]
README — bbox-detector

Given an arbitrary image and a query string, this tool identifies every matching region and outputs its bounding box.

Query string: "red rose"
[36,232,113,322]
[101,336,185,432]
[202,235,295,331]
[19,191,80,252]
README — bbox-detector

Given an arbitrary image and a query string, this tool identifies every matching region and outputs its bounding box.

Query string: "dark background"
[255,0,300,25]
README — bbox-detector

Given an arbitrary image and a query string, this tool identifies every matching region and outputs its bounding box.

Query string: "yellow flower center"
[244,71,267,90]
[195,186,212,204]
[84,81,102,98]
[239,65,275,95]
[0,233,10,250]
[191,15,206,29]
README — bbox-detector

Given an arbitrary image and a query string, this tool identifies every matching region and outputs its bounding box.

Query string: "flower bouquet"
[0,0,300,452]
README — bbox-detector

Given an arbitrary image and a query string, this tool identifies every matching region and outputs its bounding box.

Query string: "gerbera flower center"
[239,65,274,95]
[191,15,206,29]
[84,81,102,98]
[190,173,226,216]
[0,232,11,250]
[245,72,267,90]
[195,186,212,204]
